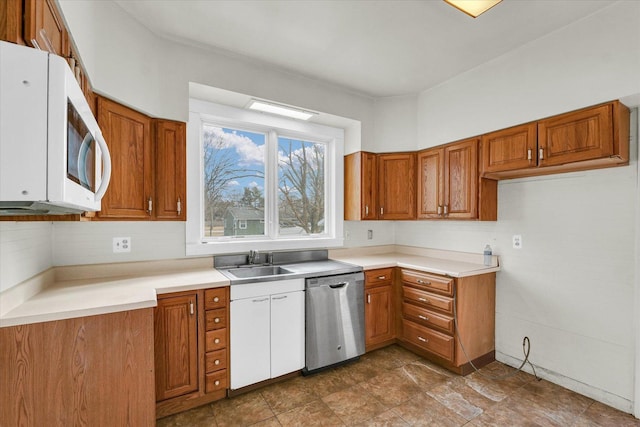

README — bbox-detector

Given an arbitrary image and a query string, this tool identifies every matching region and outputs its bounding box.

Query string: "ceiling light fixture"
[444,0,502,18]
[247,99,317,121]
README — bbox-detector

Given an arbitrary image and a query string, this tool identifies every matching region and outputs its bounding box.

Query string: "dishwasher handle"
[329,282,348,289]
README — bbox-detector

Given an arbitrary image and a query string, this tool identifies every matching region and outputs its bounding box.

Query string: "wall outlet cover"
[113,237,131,253]
[513,235,522,249]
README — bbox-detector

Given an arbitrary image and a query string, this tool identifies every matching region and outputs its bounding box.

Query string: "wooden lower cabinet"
[0,309,156,426]
[364,268,395,351]
[398,268,496,375]
[155,287,229,419]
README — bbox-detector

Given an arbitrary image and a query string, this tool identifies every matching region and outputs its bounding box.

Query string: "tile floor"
[157,345,640,426]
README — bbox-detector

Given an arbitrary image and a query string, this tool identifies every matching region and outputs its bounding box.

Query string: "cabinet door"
[154,293,198,401]
[365,285,394,348]
[97,96,153,219]
[344,151,377,220]
[444,139,478,220]
[271,291,305,378]
[481,123,537,173]
[417,148,444,219]
[378,153,416,220]
[538,104,613,167]
[155,120,186,220]
[230,297,270,389]
[24,0,69,57]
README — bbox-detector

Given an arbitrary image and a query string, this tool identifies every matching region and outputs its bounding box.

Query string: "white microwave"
[0,41,111,215]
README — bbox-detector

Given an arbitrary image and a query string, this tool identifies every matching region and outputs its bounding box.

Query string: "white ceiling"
[115,0,615,98]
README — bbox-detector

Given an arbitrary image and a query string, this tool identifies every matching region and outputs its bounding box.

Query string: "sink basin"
[222,265,293,279]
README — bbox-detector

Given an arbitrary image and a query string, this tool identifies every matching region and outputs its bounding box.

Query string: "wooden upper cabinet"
[24,0,69,57]
[481,123,537,173]
[481,101,629,179]
[155,120,186,220]
[378,153,416,220]
[155,293,199,402]
[97,96,153,219]
[444,139,478,219]
[538,104,613,167]
[417,148,444,219]
[0,0,25,44]
[344,151,377,220]
[418,139,480,220]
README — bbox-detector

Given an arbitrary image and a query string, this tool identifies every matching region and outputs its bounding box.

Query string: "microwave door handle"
[93,129,112,202]
[78,132,92,187]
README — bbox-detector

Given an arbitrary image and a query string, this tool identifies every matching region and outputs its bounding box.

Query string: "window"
[186,99,344,255]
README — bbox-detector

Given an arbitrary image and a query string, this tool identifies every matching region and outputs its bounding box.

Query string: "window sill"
[186,237,344,256]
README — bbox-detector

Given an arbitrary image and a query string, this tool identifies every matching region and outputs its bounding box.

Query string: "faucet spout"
[248,249,259,264]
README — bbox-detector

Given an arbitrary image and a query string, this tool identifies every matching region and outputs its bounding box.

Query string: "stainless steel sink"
[222,265,293,279]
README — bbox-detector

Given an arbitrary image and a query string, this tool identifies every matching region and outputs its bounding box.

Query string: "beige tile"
[261,376,319,414]
[301,368,358,398]
[577,401,640,427]
[337,357,389,384]
[360,369,423,406]
[276,399,345,427]
[466,403,544,427]
[365,345,421,369]
[397,360,450,391]
[322,383,388,425]
[427,377,497,420]
[158,404,216,427]
[212,391,275,427]
[354,408,409,427]
[251,417,283,427]
[392,393,467,426]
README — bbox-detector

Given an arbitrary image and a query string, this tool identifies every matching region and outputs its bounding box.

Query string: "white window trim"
[186,99,344,256]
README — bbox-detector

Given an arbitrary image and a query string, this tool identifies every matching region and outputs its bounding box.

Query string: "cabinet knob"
[539,148,544,160]
[417,279,431,285]
[418,297,429,304]
[213,296,220,303]
[437,205,442,216]
[377,276,386,280]
[214,359,220,365]
[418,315,429,321]
[443,205,448,216]
[214,338,220,344]
[527,148,532,161]
[214,380,220,386]
[365,205,369,216]
[214,318,220,323]
[367,294,371,304]
[147,197,153,214]
[417,336,429,343]
[177,197,182,216]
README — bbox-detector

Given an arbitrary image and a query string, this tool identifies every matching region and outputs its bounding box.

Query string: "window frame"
[186,99,344,256]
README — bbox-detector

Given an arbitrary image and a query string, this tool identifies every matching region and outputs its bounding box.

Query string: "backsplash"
[0,222,52,292]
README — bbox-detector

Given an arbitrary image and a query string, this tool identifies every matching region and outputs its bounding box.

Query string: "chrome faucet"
[248,249,259,264]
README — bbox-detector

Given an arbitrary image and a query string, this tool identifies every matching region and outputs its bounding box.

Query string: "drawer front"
[365,268,394,288]
[204,288,227,310]
[401,270,453,296]
[205,309,227,331]
[205,329,227,352]
[403,302,454,335]
[403,286,453,314]
[403,320,454,362]
[205,369,228,393]
[205,349,227,373]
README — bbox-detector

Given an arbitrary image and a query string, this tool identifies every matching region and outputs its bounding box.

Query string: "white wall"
[58,0,375,151]
[343,221,395,248]
[401,1,640,412]
[0,222,52,292]
[370,95,417,152]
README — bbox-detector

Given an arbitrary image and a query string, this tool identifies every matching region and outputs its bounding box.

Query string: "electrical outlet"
[512,235,522,249]
[367,230,373,240]
[113,237,131,253]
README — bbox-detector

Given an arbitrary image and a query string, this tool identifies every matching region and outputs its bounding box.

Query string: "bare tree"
[279,141,325,234]
[204,130,263,235]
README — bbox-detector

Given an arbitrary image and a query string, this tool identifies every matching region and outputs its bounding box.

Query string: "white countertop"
[0,268,229,328]
[332,253,500,278]
[0,246,499,328]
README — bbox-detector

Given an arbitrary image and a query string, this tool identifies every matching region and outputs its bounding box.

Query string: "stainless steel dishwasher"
[304,271,365,374]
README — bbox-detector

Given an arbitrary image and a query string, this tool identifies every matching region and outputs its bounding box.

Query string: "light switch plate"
[512,235,522,249]
[113,237,131,253]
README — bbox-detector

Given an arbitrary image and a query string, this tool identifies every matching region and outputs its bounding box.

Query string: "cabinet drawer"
[205,349,227,373]
[403,302,454,335]
[205,370,228,393]
[204,288,227,310]
[403,286,453,314]
[401,270,453,296]
[205,309,227,331]
[365,268,394,288]
[205,329,227,352]
[403,320,454,362]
